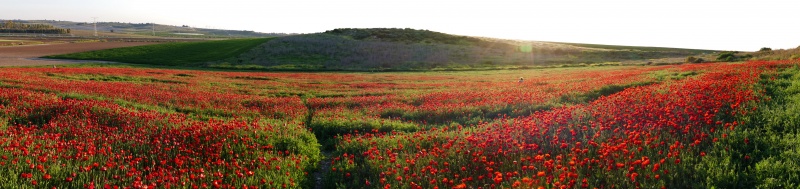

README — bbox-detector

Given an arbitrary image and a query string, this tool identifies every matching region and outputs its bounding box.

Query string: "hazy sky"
[2,0,798,51]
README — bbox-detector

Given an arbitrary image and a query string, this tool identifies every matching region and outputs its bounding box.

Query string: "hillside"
[42,28,724,70]
[748,46,800,61]
[220,28,719,70]
[6,20,290,38]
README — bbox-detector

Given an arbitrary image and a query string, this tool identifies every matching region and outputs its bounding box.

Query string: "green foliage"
[46,38,272,66]
[716,51,753,62]
[559,81,655,104]
[45,73,186,84]
[686,56,705,63]
[310,117,419,149]
[7,104,67,127]
[759,47,773,52]
[649,70,700,81]
[0,20,70,34]
[239,122,322,164]
[0,116,7,131]
[698,66,800,188]
[324,28,514,48]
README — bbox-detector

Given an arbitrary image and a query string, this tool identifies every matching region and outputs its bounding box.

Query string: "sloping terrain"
[748,46,800,60]
[44,28,723,71]
[223,28,719,70]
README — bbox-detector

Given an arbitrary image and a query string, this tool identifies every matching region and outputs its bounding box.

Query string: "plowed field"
[0,42,157,66]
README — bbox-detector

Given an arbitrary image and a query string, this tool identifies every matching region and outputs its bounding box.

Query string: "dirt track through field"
[0,42,157,67]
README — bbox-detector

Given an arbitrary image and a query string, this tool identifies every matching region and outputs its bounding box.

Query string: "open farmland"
[45,38,272,66]
[1,60,799,188]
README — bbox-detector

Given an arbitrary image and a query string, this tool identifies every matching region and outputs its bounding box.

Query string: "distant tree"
[716,52,737,62]
[759,47,772,52]
[3,20,15,28]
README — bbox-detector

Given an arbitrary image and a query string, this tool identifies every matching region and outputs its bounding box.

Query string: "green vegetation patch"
[46,38,272,66]
[228,76,273,81]
[310,117,419,149]
[0,117,7,131]
[559,81,656,104]
[324,28,516,49]
[0,81,22,89]
[716,51,753,62]
[649,70,701,81]
[44,73,186,84]
[697,65,800,188]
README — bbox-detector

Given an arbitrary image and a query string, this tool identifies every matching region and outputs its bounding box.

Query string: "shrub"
[716,51,752,62]
[686,56,705,63]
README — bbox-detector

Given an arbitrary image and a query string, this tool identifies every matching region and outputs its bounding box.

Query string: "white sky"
[2,0,799,51]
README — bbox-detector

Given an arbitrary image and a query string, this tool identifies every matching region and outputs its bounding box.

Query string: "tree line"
[0,21,70,34]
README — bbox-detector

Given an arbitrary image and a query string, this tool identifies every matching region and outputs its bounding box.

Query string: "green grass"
[697,65,800,188]
[45,38,272,66]
[44,72,187,84]
[558,81,656,104]
[648,70,701,81]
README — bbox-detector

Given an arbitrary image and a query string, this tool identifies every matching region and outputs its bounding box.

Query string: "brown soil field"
[0,42,158,67]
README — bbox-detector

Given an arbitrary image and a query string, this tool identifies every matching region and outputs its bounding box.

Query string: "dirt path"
[0,42,157,67]
[314,151,332,189]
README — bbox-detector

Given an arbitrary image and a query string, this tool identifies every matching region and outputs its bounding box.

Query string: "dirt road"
[0,42,157,67]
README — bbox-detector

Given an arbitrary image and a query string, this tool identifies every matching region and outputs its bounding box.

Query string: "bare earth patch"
[0,42,157,67]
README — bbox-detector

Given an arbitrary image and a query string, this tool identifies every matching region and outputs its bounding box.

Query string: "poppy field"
[1,60,799,188]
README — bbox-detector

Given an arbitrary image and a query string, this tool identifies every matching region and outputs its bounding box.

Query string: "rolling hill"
[44,28,725,70]
[218,28,720,70]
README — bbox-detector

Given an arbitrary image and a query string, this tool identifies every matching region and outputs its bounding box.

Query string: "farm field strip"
[0,61,795,188]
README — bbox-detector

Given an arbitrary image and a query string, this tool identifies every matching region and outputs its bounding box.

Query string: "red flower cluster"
[0,85,318,187]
